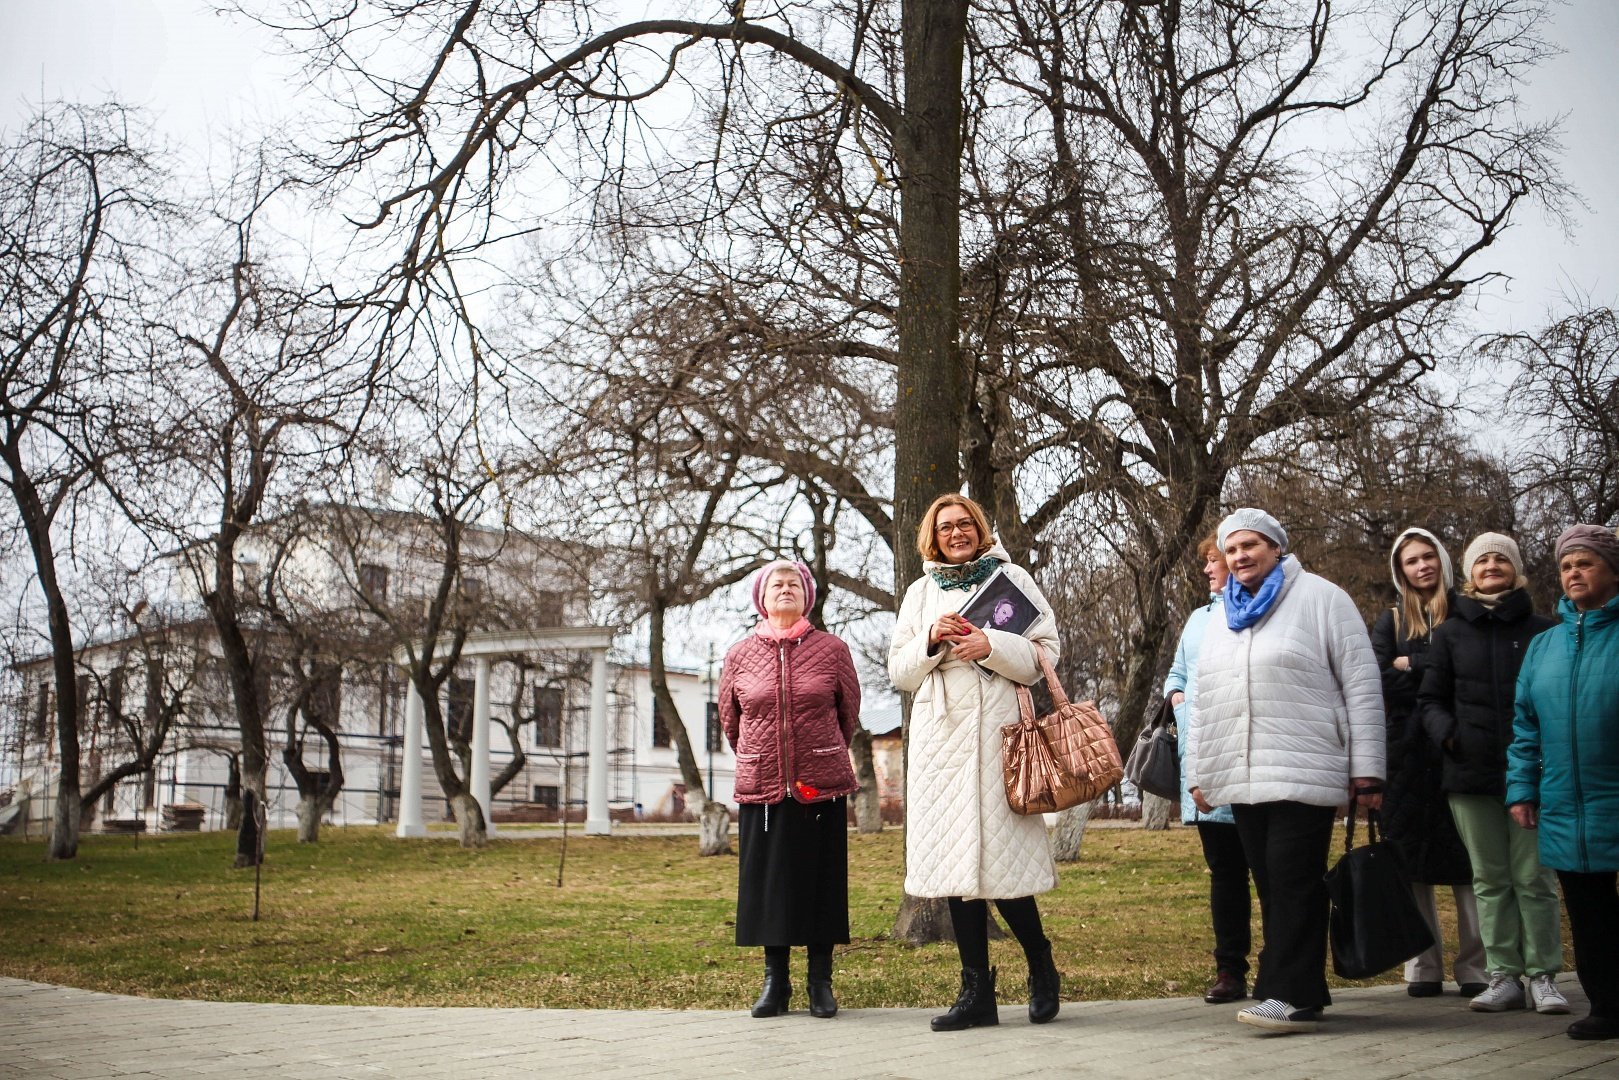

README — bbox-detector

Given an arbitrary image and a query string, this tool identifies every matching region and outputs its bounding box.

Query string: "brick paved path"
[3,976,1615,1079]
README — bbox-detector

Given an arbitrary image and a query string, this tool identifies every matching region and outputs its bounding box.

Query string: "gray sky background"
[2,0,1614,331]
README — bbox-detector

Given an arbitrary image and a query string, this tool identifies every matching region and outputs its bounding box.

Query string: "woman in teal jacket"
[1507,524,1619,1041]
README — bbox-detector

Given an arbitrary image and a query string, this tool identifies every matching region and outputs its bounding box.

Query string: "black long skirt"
[735,796,850,947]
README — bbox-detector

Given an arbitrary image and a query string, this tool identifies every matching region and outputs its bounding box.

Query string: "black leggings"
[947,895,1048,970]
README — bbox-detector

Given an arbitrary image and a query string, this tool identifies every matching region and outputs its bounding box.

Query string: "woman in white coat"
[1185,508,1385,1035]
[889,493,1062,1032]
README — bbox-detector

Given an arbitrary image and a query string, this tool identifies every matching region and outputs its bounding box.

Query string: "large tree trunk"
[890,0,969,946]
[849,728,882,834]
[1142,793,1172,831]
[449,791,485,847]
[4,456,84,861]
[1051,799,1097,862]
[647,594,730,855]
[698,801,731,857]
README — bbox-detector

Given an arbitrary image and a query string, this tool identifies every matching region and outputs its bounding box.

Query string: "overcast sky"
[4,0,1615,331]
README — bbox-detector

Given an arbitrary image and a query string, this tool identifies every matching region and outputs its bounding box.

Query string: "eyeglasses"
[935,519,977,536]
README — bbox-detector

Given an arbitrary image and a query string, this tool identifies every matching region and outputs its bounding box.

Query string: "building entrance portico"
[393,626,617,838]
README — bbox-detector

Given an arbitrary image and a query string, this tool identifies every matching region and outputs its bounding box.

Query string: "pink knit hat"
[751,560,816,617]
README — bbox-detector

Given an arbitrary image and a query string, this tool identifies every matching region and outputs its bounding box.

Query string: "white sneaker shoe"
[1530,973,1572,1014]
[1469,973,1526,1012]
[1236,998,1320,1033]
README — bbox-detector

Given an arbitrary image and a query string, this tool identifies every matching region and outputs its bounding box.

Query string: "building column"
[585,646,611,835]
[395,676,426,838]
[470,656,495,837]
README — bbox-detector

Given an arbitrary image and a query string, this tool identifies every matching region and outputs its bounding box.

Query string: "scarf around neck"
[930,556,1001,591]
[1225,560,1287,631]
[756,616,813,642]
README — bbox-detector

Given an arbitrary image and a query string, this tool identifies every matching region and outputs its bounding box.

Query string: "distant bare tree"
[0,102,169,859]
[1487,304,1619,534]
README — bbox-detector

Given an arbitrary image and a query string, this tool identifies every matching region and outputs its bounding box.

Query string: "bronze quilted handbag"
[1002,644,1123,815]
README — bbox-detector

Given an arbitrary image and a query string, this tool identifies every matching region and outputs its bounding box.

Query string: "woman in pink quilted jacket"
[720,560,861,1020]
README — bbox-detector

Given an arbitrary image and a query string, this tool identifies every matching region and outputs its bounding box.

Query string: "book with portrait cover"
[956,568,1040,637]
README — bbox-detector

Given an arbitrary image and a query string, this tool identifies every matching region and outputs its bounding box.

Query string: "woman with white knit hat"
[1419,532,1566,1015]
[1369,528,1486,999]
[1185,508,1385,1034]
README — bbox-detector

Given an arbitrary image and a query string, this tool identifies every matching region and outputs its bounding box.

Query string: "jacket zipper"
[770,639,792,831]
[1571,613,1586,869]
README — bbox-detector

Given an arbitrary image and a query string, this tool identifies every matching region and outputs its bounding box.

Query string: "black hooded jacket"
[1419,588,1555,796]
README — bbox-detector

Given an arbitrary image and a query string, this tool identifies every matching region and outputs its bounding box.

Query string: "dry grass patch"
[0,824,1411,1008]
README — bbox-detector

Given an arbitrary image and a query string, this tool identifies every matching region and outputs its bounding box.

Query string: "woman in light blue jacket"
[1166,530,1252,1006]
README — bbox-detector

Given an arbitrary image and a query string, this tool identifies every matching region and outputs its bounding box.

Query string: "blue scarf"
[1225,560,1286,631]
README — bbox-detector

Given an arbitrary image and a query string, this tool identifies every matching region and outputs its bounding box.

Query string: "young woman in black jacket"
[1370,528,1483,999]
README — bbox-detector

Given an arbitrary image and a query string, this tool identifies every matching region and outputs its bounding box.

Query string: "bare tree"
[134,165,358,860]
[0,102,168,859]
[1486,304,1619,533]
[76,611,200,821]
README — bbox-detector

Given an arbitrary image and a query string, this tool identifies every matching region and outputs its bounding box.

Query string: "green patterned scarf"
[930,557,1001,591]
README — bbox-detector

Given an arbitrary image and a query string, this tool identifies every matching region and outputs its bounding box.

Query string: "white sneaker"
[1468,973,1526,1012]
[1529,973,1572,1014]
[1236,998,1320,1033]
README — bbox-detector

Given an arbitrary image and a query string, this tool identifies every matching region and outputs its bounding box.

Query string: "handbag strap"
[1343,805,1384,853]
[1015,683,1037,726]
[1030,643,1069,707]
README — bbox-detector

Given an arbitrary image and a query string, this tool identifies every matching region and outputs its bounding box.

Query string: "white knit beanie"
[1217,508,1288,553]
[1462,532,1523,580]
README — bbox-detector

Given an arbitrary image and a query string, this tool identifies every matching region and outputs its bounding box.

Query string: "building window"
[532,785,559,810]
[75,673,91,731]
[447,676,475,744]
[532,685,563,748]
[33,683,50,740]
[651,698,671,748]
[359,563,389,604]
[107,666,126,722]
[460,576,484,603]
[535,590,566,628]
[706,700,722,754]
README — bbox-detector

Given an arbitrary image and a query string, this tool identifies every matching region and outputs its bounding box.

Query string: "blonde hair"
[1394,534,1449,639]
[1196,529,1221,564]
[917,493,995,563]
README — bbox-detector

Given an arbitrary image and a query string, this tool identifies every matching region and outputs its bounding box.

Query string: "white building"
[2,504,734,836]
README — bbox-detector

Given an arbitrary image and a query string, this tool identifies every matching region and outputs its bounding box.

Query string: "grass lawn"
[0,824,1419,1009]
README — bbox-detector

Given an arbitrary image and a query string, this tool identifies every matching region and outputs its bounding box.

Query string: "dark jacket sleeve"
[1371,608,1419,701]
[1419,624,1459,753]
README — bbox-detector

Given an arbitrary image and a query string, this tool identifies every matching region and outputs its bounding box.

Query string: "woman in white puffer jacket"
[890,493,1061,1033]
[1184,508,1385,1035]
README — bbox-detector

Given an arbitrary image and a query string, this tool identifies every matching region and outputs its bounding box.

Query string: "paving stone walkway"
[3,976,1616,1079]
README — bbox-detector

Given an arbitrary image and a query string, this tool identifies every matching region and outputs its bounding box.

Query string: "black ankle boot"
[1027,944,1059,1024]
[807,948,837,1018]
[752,951,791,1018]
[931,966,999,1031]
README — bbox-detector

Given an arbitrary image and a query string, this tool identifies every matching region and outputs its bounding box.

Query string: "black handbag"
[1123,696,1180,801]
[1325,807,1435,979]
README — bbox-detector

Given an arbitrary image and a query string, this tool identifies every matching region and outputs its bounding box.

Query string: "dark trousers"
[947,895,1048,970]
[1231,801,1336,1010]
[1197,820,1253,976]
[1557,870,1619,1018]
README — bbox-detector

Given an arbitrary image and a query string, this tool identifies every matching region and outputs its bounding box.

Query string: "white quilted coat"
[889,545,1059,900]
[1185,555,1385,807]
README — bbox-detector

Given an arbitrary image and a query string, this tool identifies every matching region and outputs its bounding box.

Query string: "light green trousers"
[1447,793,1563,977]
